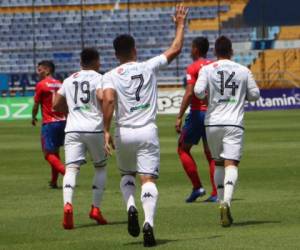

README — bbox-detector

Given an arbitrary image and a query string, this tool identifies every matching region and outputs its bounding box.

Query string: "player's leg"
[62,133,86,229]
[137,123,160,247]
[50,167,59,188]
[42,123,65,179]
[140,176,158,247]
[219,127,244,227]
[177,112,205,202]
[115,127,140,237]
[205,127,225,203]
[222,127,243,206]
[85,133,108,225]
[202,139,218,202]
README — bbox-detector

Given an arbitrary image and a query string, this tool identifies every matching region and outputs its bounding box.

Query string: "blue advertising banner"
[245,88,300,111]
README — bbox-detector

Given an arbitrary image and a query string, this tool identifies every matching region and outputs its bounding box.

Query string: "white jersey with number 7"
[194,59,260,128]
[102,54,168,128]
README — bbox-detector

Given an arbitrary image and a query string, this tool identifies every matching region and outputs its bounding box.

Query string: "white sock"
[141,182,158,227]
[120,175,136,211]
[92,167,107,208]
[214,165,225,203]
[223,165,238,207]
[63,165,80,205]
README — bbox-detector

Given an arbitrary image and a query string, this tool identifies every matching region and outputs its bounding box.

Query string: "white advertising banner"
[158,89,185,114]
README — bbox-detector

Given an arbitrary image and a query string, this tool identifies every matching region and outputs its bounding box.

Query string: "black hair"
[38,60,55,74]
[80,48,100,67]
[214,36,233,58]
[192,37,209,56]
[113,34,135,57]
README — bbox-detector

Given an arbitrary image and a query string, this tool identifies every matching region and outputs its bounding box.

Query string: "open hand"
[172,4,189,25]
[104,131,115,156]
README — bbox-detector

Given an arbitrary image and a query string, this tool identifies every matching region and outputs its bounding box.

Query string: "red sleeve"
[34,82,43,103]
[186,65,197,85]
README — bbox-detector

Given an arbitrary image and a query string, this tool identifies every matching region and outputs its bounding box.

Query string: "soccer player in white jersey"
[194,36,260,227]
[101,5,188,247]
[53,48,107,230]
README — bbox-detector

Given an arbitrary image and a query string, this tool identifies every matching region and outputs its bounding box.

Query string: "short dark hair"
[113,34,135,57]
[38,60,55,74]
[214,36,233,57]
[80,48,99,67]
[192,37,209,56]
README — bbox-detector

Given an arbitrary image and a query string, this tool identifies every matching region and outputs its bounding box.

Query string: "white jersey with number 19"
[194,59,260,128]
[102,54,168,128]
[58,70,103,133]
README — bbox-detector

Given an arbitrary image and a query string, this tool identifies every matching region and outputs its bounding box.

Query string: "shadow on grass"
[76,220,127,229]
[124,235,222,246]
[233,220,281,227]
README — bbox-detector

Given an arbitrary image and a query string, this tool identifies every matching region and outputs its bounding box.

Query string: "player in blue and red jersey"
[175,37,217,202]
[32,60,66,188]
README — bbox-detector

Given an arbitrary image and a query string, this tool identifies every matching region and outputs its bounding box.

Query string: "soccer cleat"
[185,188,206,203]
[63,203,74,230]
[48,181,58,189]
[220,202,233,227]
[143,222,156,247]
[127,206,140,237]
[89,205,108,225]
[204,195,218,202]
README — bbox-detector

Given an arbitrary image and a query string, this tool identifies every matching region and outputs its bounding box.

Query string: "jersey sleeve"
[146,54,168,73]
[194,66,208,100]
[95,75,103,90]
[57,81,66,97]
[246,70,260,101]
[186,65,197,85]
[34,82,42,103]
[102,72,115,90]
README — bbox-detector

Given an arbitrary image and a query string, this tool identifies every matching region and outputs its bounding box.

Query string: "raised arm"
[163,4,189,63]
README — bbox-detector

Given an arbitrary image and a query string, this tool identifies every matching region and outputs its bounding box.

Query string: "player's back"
[60,70,103,132]
[203,59,259,127]
[35,77,65,124]
[186,58,211,111]
[103,55,167,128]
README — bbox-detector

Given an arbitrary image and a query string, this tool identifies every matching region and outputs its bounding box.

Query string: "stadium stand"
[250,48,300,88]
[4,0,295,96]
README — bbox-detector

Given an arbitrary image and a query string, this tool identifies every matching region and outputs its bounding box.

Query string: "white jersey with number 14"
[194,59,260,127]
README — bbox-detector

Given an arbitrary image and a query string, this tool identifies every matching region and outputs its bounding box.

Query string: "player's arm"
[163,4,188,63]
[32,83,41,126]
[53,93,68,113]
[246,70,260,101]
[53,84,68,113]
[31,102,39,126]
[194,67,208,100]
[175,75,194,133]
[102,88,116,155]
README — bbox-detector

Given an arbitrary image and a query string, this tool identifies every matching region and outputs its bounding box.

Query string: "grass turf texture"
[0,110,300,250]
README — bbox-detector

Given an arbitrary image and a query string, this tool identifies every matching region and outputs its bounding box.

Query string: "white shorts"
[64,132,107,167]
[115,123,160,178]
[205,126,244,161]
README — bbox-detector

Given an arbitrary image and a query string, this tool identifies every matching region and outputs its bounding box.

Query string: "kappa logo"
[217,185,224,189]
[92,185,98,190]
[225,181,234,186]
[142,192,153,198]
[64,184,74,189]
[125,181,135,186]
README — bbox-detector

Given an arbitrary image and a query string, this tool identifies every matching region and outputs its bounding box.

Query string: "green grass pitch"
[1,110,300,250]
